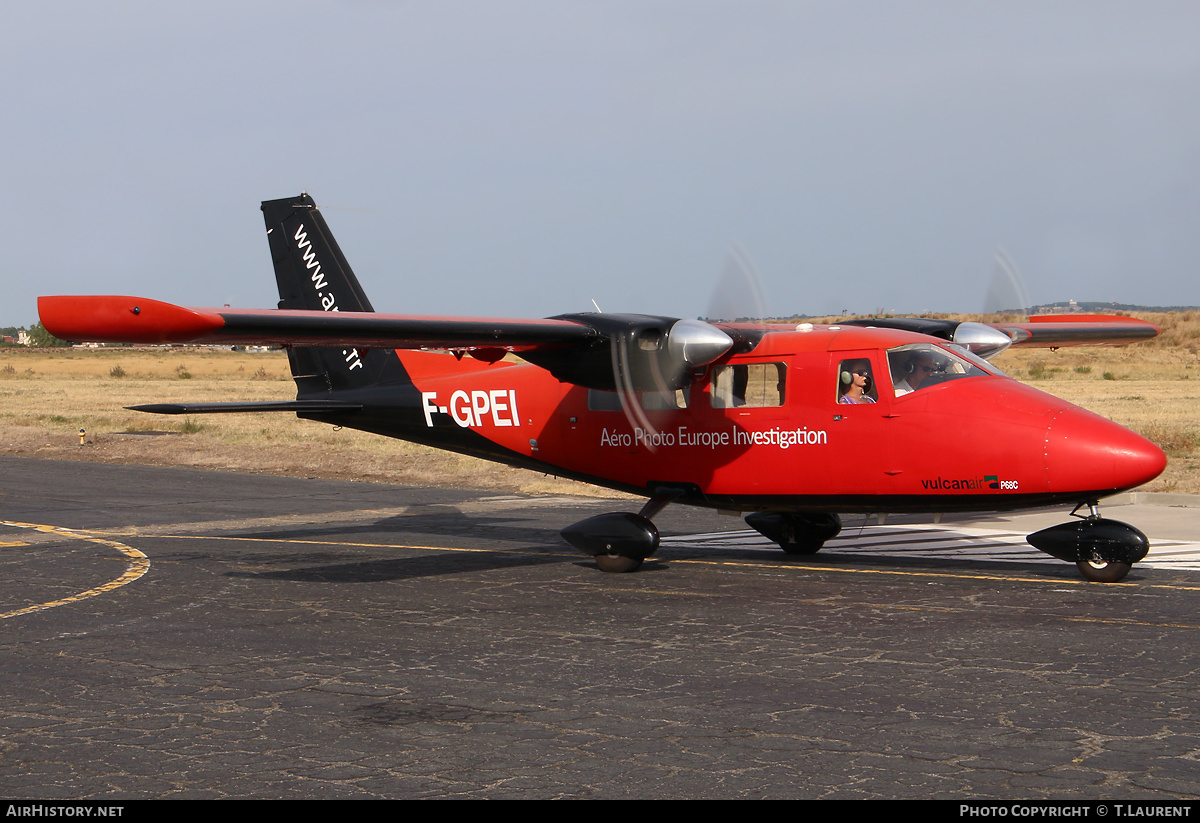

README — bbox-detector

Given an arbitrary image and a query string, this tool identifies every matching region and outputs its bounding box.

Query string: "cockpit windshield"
[887,343,999,397]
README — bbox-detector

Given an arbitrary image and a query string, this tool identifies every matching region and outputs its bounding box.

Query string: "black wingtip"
[127,404,187,415]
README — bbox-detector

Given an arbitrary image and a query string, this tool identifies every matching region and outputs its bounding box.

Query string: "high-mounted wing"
[840,314,1159,360]
[37,296,736,393]
[37,295,597,351]
[992,314,1161,348]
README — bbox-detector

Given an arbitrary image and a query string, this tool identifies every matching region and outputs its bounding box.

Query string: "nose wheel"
[1076,558,1132,583]
[1028,501,1148,584]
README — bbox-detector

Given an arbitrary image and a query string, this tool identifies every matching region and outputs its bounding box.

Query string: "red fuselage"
[378,324,1166,513]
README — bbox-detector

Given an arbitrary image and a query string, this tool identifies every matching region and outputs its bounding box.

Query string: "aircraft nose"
[1044,407,1167,494]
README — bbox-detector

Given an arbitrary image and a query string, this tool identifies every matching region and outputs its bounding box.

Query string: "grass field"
[1,311,1196,495]
[0,345,607,496]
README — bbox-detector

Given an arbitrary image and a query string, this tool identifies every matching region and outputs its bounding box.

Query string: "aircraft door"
[826,352,895,496]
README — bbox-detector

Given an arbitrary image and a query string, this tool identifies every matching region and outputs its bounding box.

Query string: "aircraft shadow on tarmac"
[717,540,1157,581]
[230,509,567,547]
[168,495,1156,584]
[225,550,565,583]
[776,549,1125,581]
[212,518,1110,583]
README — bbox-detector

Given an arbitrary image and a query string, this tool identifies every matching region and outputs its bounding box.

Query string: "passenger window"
[642,389,690,410]
[836,358,878,405]
[710,363,786,408]
[588,389,623,411]
[588,388,690,411]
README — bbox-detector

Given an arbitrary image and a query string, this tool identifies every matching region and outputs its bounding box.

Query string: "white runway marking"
[662,523,1200,571]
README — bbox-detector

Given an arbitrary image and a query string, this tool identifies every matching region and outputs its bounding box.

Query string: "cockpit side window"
[887,343,993,397]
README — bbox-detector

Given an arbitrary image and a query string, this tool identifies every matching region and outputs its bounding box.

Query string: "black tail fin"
[261,193,410,395]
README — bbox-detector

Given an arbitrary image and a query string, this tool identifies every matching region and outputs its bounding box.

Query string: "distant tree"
[27,322,69,347]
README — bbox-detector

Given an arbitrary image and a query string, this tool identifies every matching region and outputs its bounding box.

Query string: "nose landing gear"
[1027,501,1149,583]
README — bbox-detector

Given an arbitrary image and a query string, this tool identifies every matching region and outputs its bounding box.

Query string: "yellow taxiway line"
[0,521,150,619]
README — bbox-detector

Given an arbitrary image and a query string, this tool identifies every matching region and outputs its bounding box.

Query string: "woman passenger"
[838,359,876,404]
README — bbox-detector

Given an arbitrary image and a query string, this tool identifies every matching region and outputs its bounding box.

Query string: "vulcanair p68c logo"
[920,474,1019,491]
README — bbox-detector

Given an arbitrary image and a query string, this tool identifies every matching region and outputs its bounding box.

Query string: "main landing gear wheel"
[561,511,660,574]
[1076,559,1132,584]
[594,554,644,573]
[780,538,823,556]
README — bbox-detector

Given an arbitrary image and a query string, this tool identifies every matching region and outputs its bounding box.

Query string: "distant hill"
[703,302,1200,323]
[1025,301,1200,314]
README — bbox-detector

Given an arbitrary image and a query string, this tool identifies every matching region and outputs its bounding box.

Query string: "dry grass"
[1,316,1197,495]
[0,346,617,497]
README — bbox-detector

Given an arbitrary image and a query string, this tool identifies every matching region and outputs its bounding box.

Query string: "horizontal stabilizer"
[128,400,363,415]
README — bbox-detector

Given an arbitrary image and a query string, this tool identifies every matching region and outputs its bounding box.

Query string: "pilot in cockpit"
[894,350,944,396]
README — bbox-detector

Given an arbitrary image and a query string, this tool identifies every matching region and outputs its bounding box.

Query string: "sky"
[4,1,1199,328]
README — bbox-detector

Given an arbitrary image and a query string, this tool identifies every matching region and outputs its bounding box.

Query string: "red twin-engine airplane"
[39,194,1167,582]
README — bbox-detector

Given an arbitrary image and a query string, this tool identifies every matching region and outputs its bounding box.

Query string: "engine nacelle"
[526,313,733,392]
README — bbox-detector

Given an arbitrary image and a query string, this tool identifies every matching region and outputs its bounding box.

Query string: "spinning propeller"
[602,246,768,446]
[985,247,1031,315]
[838,248,1036,360]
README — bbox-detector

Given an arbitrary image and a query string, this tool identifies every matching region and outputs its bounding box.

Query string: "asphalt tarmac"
[2,455,1199,799]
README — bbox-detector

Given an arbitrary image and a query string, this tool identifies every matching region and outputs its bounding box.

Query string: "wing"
[37,295,598,351]
[839,314,1159,359]
[37,296,737,392]
[990,314,1161,348]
